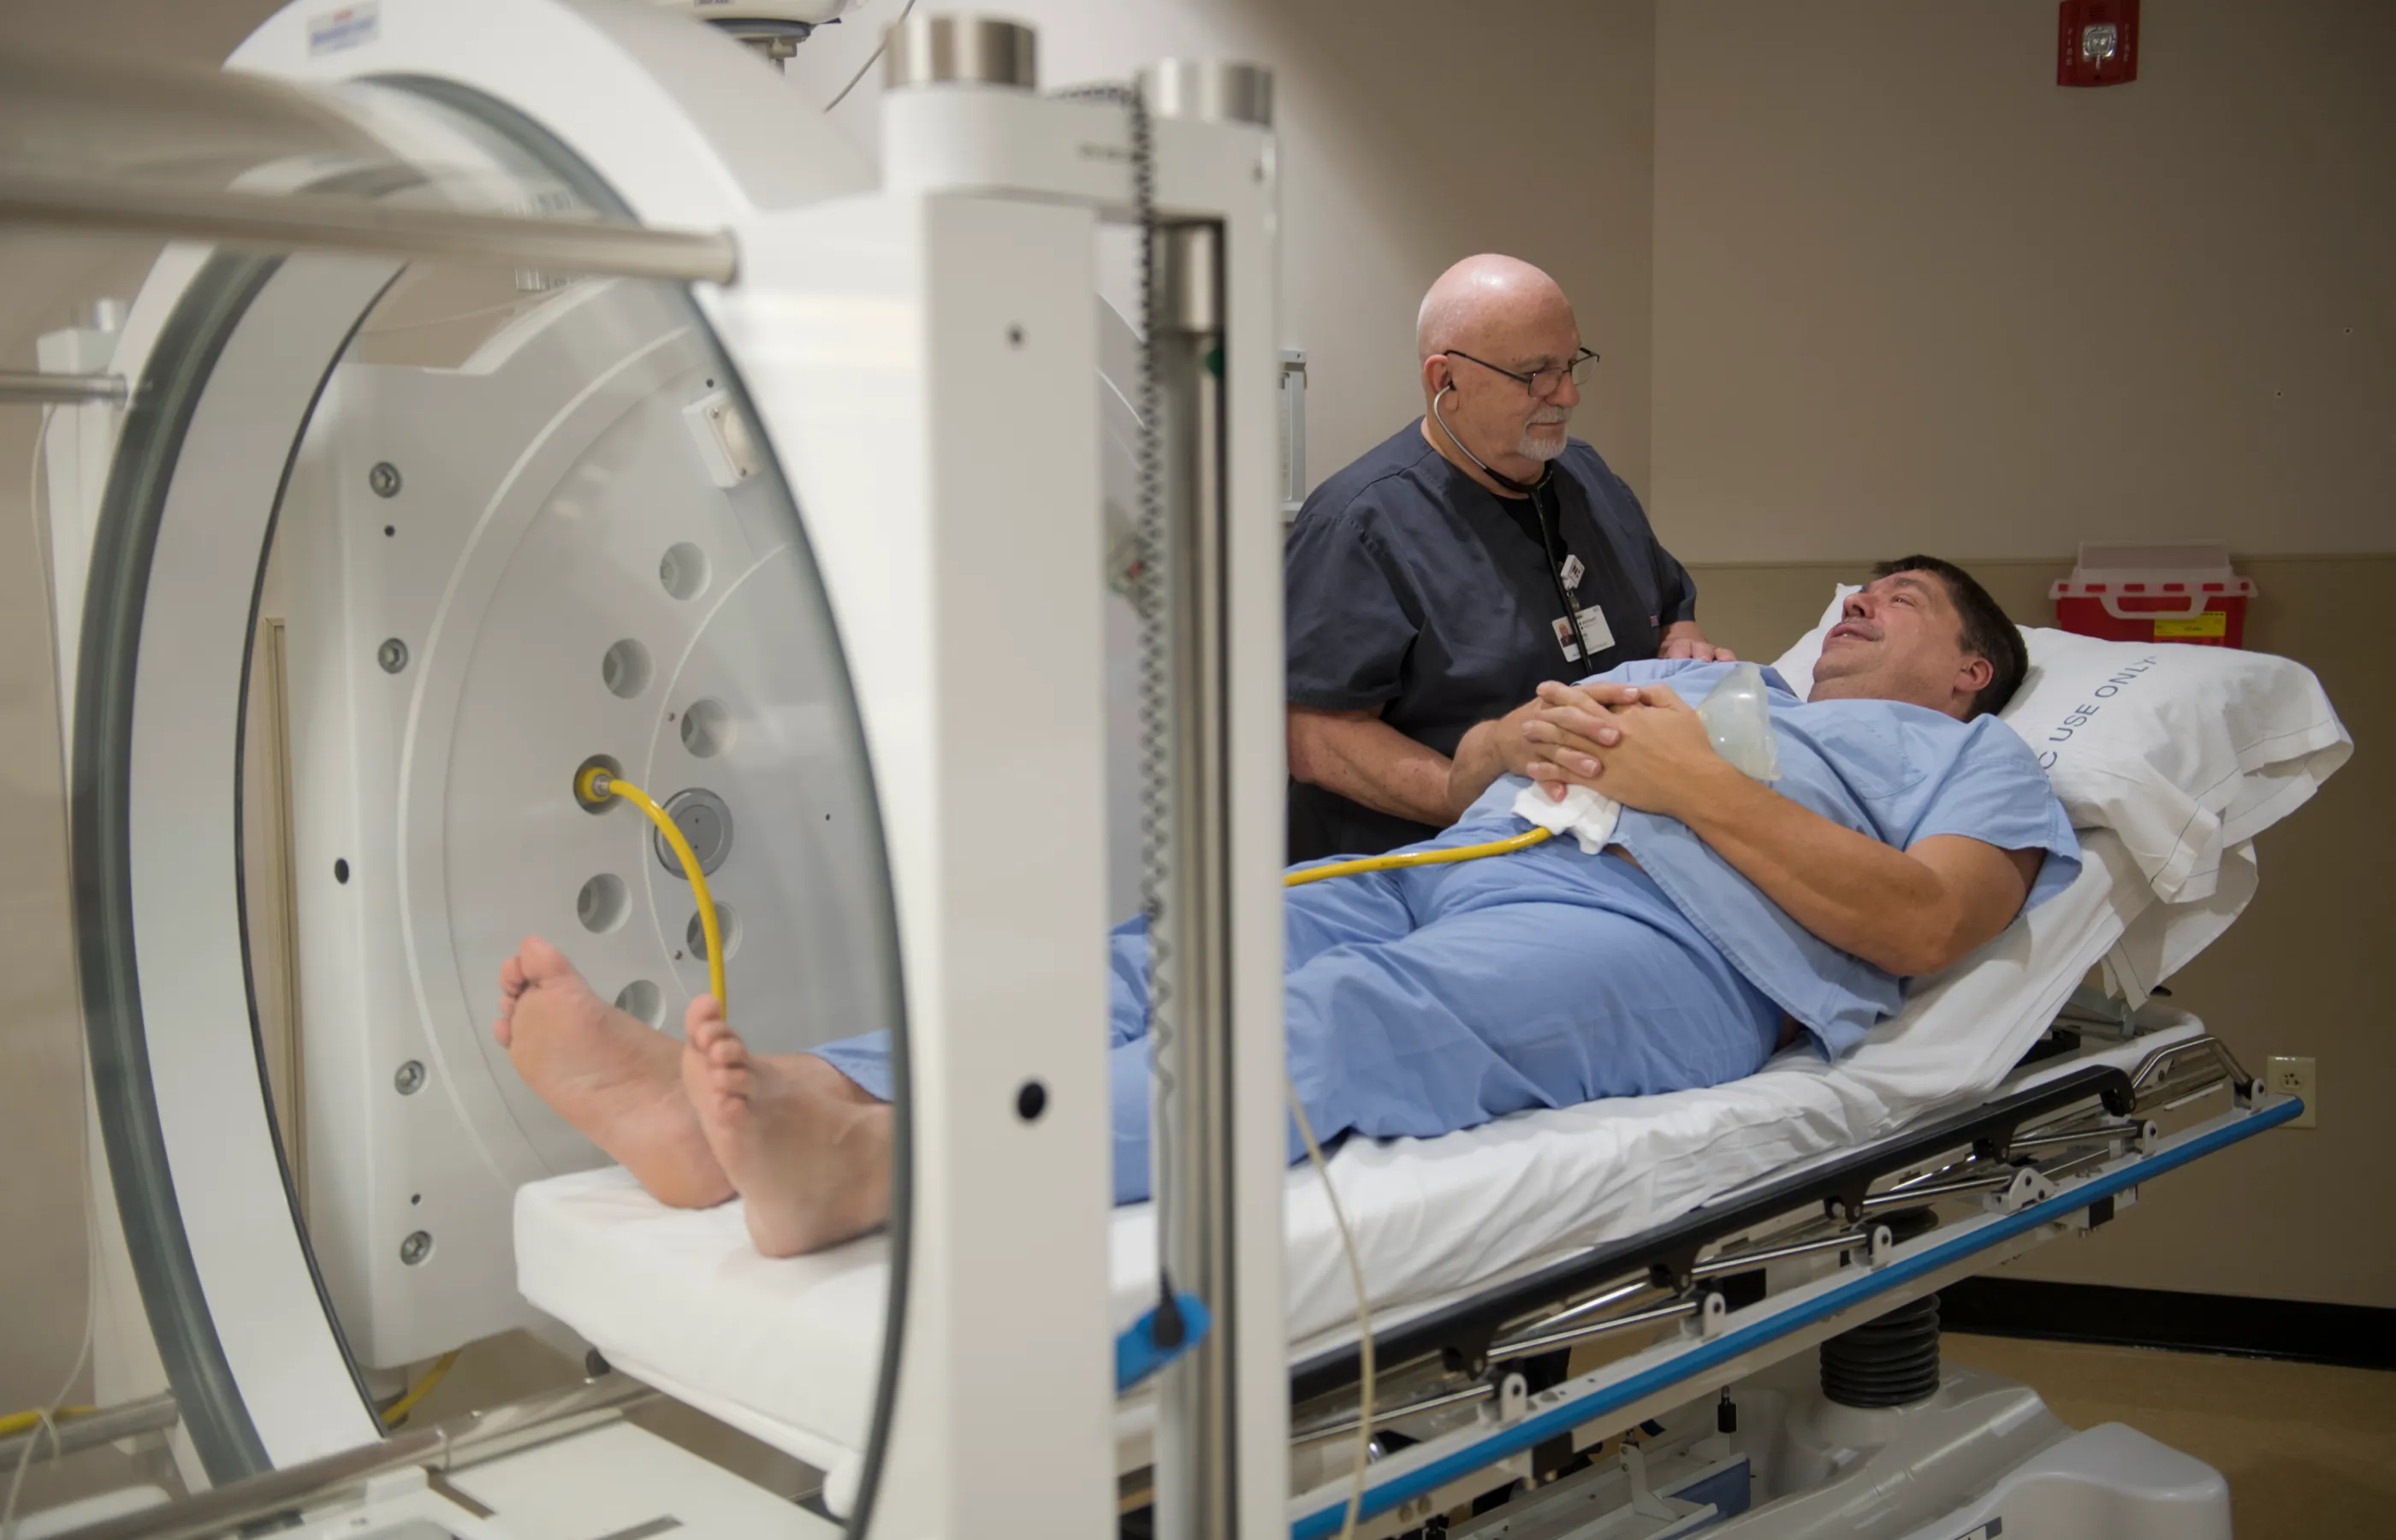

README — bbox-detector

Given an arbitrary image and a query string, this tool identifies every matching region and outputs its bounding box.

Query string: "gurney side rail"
[1290,1062,2138,1405]
[1287,1070,2297,1539]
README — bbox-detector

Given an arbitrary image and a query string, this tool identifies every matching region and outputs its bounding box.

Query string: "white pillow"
[1771,586,2352,904]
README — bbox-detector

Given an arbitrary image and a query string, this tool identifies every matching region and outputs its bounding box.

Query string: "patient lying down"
[498,556,2080,1258]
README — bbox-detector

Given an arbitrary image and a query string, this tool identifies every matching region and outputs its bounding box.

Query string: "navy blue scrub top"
[1285,421,1697,861]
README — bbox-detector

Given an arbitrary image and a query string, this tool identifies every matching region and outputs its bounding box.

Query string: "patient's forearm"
[1666,767,1973,976]
[1288,708,1462,827]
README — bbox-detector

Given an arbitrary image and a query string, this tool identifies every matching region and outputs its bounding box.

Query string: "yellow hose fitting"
[577,766,727,1015]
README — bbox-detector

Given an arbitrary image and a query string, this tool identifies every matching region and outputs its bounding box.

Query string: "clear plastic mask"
[1698,661,1782,783]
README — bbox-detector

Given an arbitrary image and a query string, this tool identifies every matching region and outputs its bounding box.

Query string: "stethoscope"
[1431,382,1598,670]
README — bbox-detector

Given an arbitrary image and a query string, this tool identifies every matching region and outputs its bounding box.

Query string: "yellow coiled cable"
[577,767,727,1015]
[378,1348,460,1430]
[578,761,1539,998]
[1284,825,1552,887]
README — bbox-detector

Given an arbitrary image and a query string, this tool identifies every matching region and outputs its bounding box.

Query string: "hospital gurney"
[513,612,2350,1534]
[507,840,2257,1525]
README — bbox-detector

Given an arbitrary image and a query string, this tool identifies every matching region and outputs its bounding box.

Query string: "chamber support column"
[1151,216,1238,1540]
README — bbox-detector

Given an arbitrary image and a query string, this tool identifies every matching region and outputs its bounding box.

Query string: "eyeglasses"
[1444,346,1599,399]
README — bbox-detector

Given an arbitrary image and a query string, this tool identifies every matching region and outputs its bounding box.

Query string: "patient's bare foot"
[495,938,731,1209]
[680,997,891,1258]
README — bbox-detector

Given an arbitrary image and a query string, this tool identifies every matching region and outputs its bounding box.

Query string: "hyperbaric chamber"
[57,75,910,1461]
[27,8,1257,1522]
[21,6,1029,1484]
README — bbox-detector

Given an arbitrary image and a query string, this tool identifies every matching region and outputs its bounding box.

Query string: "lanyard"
[1524,477,1597,667]
[1428,394,1601,666]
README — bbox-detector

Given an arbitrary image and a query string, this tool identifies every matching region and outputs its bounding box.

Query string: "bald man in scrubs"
[1284,254,1729,861]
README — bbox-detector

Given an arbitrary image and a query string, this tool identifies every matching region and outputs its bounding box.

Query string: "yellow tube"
[379,1348,460,1430]
[1284,825,1552,887]
[0,1405,96,1440]
[577,766,727,1015]
[580,760,1533,995]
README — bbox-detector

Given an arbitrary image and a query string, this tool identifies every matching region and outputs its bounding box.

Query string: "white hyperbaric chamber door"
[273,268,900,1370]
[60,44,904,1478]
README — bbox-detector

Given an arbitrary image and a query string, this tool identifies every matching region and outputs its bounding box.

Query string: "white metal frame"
[706,76,1291,1537]
[699,186,1121,1533]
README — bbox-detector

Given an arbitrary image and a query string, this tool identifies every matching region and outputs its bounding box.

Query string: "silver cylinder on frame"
[1148,216,1239,1540]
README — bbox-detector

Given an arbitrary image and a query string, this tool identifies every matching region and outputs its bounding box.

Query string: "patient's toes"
[706,1045,751,1095]
[709,1033,750,1069]
[684,993,732,1048]
[517,934,577,986]
[679,1010,745,1111]
[495,952,528,1045]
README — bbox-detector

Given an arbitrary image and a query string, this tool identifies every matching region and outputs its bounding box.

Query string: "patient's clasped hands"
[1520,681,1735,818]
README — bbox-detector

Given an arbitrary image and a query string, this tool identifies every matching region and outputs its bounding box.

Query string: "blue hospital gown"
[813,660,2081,1203]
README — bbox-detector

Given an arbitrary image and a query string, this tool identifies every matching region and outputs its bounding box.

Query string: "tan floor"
[1942,1334,2396,1540]
[14,1333,2389,1534]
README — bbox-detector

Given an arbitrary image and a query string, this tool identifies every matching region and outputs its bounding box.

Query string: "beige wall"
[1652,0,2396,563]
[0,399,88,1423]
[786,0,1662,497]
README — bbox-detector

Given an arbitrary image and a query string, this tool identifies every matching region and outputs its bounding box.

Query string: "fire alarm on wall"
[2058,0,2139,86]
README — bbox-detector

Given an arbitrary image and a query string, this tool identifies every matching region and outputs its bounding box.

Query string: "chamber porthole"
[602,638,653,699]
[614,979,664,1027]
[577,873,629,933]
[687,902,741,962]
[659,542,710,601]
[679,698,733,758]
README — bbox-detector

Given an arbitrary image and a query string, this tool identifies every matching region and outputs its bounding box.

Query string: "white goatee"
[1518,407,1571,462]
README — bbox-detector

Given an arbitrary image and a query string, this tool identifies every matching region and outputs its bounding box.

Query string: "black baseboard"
[1939,1278,2396,1371]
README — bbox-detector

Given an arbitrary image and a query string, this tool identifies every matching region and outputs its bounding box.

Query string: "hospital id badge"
[1553,603,1615,662]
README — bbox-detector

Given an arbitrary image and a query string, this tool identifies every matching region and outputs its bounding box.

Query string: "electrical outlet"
[2265,1055,2317,1129]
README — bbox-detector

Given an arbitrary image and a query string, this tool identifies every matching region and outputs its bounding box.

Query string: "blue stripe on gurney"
[1289,1094,2300,1540]
[1118,1290,1212,1392]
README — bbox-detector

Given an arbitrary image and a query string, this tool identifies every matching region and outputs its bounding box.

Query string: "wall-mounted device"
[2058,0,2139,87]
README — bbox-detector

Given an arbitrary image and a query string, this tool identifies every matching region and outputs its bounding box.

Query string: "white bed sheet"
[514,827,2164,1493]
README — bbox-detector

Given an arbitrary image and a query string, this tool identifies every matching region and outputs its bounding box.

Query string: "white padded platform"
[517,827,2174,1492]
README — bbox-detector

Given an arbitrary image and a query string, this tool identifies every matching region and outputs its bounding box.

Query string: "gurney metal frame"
[1256,1031,2279,1538]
